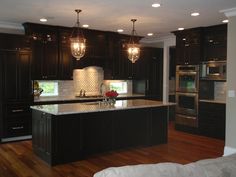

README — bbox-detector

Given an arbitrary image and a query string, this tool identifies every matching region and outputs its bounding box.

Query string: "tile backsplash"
[58,80,75,98]
[214,81,226,101]
[73,66,104,96]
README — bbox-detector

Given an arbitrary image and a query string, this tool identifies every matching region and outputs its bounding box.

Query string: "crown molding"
[220,7,236,17]
[0,21,24,34]
[141,34,175,44]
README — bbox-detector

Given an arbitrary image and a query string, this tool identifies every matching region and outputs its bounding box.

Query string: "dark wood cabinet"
[173,28,203,65]
[0,47,32,140]
[32,106,168,165]
[113,109,148,149]
[58,28,74,80]
[169,47,176,79]
[199,101,225,139]
[145,48,163,100]
[0,33,31,50]
[32,110,52,163]
[24,23,59,80]
[81,112,113,155]
[0,49,32,102]
[74,30,114,71]
[203,24,227,61]
[3,103,32,138]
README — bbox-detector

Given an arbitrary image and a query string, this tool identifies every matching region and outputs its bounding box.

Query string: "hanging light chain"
[75,9,82,27]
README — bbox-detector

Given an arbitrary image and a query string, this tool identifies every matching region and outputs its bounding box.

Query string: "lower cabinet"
[198,101,225,140]
[32,106,168,165]
[2,103,32,140]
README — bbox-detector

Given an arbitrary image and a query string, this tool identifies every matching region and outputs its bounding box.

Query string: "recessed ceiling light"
[40,18,47,22]
[152,3,161,8]
[178,27,184,31]
[191,12,200,17]
[222,19,229,23]
[147,33,153,36]
[82,24,89,28]
[117,29,124,33]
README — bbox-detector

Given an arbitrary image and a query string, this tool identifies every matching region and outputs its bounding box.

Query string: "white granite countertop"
[31,99,176,115]
[34,94,146,103]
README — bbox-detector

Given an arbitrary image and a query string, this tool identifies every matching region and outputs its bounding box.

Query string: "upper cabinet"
[58,28,74,80]
[0,33,31,50]
[173,28,203,65]
[23,23,59,80]
[202,24,227,61]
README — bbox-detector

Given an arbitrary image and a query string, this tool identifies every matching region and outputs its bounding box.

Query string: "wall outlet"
[228,90,235,98]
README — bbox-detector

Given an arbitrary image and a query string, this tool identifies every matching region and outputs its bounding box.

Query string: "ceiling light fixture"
[117,29,124,33]
[191,12,200,16]
[147,33,153,36]
[178,27,184,30]
[222,19,229,23]
[40,18,47,22]
[70,9,86,60]
[127,19,140,64]
[152,3,161,8]
[82,24,89,28]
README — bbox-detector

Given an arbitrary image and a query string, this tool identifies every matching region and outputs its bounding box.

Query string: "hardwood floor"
[0,122,224,177]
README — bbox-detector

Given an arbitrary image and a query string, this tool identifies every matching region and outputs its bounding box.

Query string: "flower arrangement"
[105,90,119,98]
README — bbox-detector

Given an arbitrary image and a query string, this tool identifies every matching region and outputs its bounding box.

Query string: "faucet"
[100,83,105,96]
[79,89,86,97]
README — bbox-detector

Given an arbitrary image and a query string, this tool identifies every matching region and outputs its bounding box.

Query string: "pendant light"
[70,9,86,60]
[127,19,140,63]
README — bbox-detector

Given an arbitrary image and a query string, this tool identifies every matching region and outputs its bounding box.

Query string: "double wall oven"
[175,65,199,128]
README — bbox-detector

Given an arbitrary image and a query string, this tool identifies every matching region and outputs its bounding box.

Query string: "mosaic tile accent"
[73,66,104,96]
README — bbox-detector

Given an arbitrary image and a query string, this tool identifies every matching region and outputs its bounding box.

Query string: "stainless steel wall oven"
[176,65,199,92]
[175,65,199,128]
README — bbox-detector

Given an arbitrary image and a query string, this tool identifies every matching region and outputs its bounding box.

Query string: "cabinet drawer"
[6,120,31,137]
[6,104,31,116]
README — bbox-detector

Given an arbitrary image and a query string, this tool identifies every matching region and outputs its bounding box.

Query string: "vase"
[108,97,116,105]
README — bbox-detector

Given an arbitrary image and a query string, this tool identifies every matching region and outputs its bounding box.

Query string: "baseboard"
[223,146,236,156]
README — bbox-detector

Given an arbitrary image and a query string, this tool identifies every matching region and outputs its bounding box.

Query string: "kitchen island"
[31,99,175,165]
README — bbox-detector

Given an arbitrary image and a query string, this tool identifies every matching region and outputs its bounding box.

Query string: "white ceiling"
[0,0,235,38]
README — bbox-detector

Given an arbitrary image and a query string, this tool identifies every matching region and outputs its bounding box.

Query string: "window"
[38,81,58,97]
[109,82,127,94]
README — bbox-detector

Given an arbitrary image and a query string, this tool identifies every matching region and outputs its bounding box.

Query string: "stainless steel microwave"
[200,60,226,80]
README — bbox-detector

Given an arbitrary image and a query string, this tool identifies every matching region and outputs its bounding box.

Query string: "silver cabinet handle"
[12,109,24,113]
[12,126,24,130]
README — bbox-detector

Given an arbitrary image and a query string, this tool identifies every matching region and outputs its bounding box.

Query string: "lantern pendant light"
[127,19,140,63]
[70,9,86,60]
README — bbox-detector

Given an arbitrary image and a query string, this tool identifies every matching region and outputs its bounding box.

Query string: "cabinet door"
[43,34,59,79]
[113,109,148,149]
[199,102,225,139]
[24,23,59,80]
[80,112,113,155]
[174,28,202,65]
[18,51,32,101]
[1,50,18,102]
[1,50,32,102]
[59,30,74,80]
[203,24,227,61]
[149,107,168,145]
[146,48,163,100]
[32,110,52,156]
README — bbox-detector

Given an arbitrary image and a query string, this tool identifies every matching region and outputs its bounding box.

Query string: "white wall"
[222,8,236,156]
